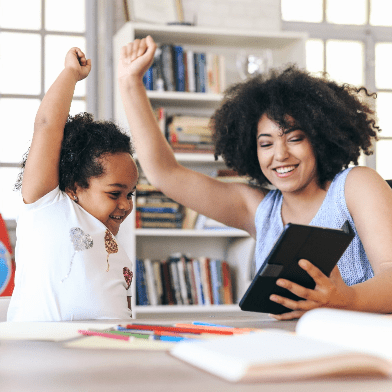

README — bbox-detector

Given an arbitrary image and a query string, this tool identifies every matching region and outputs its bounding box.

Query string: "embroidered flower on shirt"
[61,227,93,282]
[123,267,133,289]
[104,229,118,272]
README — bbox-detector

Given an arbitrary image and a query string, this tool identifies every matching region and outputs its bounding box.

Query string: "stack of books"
[143,44,226,94]
[167,115,214,153]
[136,183,183,229]
[136,254,234,307]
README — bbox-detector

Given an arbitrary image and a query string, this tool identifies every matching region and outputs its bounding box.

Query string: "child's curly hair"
[15,112,134,191]
[211,65,380,188]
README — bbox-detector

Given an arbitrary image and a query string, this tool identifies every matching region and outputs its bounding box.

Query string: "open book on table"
[169,308,392,383]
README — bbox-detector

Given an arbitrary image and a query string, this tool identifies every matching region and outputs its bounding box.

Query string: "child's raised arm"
[21,48,91,204]
[118,37,264,235]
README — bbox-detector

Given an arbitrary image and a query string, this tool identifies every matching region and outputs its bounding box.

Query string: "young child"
[118,36,392,320]
[7,47,138,321]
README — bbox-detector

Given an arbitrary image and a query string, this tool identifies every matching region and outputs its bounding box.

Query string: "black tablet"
[239,220,355,314]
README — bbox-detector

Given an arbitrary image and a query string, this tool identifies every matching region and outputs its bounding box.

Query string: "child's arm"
[118,36,264,235]
[21,48,91,204]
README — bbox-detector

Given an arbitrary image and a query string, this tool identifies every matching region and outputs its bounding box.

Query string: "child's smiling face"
[71,152,138,235]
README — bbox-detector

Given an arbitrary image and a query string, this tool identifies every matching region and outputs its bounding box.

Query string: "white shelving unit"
[113,22,307,319]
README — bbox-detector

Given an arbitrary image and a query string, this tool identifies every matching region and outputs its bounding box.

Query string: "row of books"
[136,169,251,230]
[136,183,183,229]
[155,110,214,153]
[136,255,234,306]
[143,44,226,94]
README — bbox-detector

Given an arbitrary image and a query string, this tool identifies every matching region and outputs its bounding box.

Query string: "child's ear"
[65,185,78,202]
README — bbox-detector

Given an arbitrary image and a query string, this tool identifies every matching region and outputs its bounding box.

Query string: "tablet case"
[239,221,355,314]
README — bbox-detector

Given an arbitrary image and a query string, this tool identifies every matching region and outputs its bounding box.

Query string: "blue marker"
[192,321,232,328]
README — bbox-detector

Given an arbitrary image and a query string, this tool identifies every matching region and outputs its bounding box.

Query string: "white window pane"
[0,33,41,95]
[0,99,39,163]
[306,39,324,74]
[326,0,367,25]
[45,0,85,32]
[0,168,20,220]
[281,0,323,22]
[0,0,41,30]
[375,43,392,89]
[376,92,392,137]
[370,0,392,26]
[376,140,392,179]
[70,100,87,117]
[326,40,364,86]
[45,35,86,96]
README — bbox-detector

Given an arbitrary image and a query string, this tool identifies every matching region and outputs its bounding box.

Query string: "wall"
[114,0,281,33]
[181,0,281,31]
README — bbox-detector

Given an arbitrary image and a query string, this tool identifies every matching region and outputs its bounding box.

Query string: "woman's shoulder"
[345,166,385,188]
[345,166,391,206]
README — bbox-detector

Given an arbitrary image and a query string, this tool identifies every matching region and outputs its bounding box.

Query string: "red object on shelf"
[0,213,15,296]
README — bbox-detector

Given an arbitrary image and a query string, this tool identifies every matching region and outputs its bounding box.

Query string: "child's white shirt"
[7,186,133,321]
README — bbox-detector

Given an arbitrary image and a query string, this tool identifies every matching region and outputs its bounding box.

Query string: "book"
[172,45,185,92]
[199,257,212,305]
[169,257,183,305]
[152,260,164,305]
[209,259,220,305]
[192,258,204,304]
[170,308,392,382]
[161,259,175,305]
[142,65,154,90]
[170,254,189,305]
[184,50,196,93]
[239,220,355,314]
[143,259,158,306]
[161,44,175,92]
[136,258,149,306]
[221,261,233,304]
[194,52,206,93]
[182,207,198,229]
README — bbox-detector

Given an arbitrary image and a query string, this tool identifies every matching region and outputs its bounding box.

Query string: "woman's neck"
[280,181,331,226]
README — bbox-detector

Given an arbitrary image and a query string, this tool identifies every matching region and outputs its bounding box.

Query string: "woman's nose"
[274,141,289,161]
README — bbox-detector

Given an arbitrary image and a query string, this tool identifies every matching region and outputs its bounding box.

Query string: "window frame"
[0,0,97,225]
[282,0,392,171]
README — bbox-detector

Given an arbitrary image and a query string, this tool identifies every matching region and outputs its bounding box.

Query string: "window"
[0,0,94,221]
[282,0,392,179]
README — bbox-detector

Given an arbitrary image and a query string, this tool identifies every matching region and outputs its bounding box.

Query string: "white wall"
[181,0,281,31]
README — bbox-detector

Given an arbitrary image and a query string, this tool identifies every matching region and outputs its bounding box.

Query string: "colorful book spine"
[209,259,220,305]
[192,258,204,304]
[153,260,164,305]
[144,259,158,306]
[143,66,154,91]
[185,50,196,93]
[161,259,175,305]
[197,53,207,93]
[221,261,233,304]
[173,45,185,92]
[136,258,149,306]
[161,44,175,91]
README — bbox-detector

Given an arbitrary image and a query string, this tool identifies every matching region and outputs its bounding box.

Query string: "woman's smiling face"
[256,113,318,194]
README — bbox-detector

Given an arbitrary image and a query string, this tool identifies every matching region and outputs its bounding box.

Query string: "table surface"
[1,311,392,392]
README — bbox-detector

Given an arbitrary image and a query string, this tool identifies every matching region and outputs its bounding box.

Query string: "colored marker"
[78,330,129,341]
[120,324,234,335]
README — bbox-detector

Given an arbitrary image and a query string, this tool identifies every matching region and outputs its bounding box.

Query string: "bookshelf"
[113,22,307,319]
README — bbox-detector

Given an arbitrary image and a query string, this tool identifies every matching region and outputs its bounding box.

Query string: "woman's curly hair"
[15,112,134,191]
[211,65,380,188]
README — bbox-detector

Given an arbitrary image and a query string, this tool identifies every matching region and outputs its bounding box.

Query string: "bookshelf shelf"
[135,152,222,163]
[135,228,250,237]
[113,22,306,319]
[147,91,223,104]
